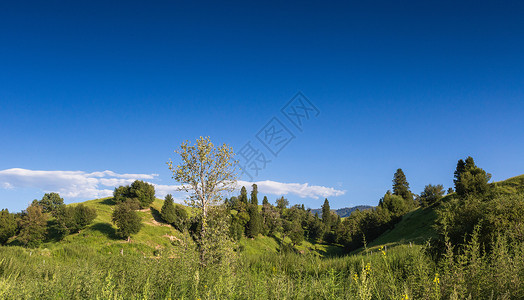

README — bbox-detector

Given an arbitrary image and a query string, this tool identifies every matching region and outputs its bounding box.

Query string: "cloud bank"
[0,168,345,203]
[237,180,346,199]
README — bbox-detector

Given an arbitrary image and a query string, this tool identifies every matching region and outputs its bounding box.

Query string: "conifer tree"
[392,168,413,205]
[161,194,177,224]
[245,204,261,238]
[453,159,466,192]
[262,196,269,206]
[321,198,332,227]
[250,183,258,206]
[239,186,248,204]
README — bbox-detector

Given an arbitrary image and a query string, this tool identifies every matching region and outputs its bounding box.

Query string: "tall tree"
[168,136,237,265]
[321,198,332,227]
[0,209,17,245]
[161,194,177,224]
[18,205,47,247]
[392,169,413,204]
[112,202,142,242]
[245,204,261,238]
[262,196,269,206]
[453,159,466,192]
[239,186,248,204]
[250,184,258,206]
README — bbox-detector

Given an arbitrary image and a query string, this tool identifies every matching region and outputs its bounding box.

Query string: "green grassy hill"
[39,197,185,257]
[364,174,524,251]
[12,174,523,258]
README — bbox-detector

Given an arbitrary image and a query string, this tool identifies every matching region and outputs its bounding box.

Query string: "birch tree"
[167,136,237,264]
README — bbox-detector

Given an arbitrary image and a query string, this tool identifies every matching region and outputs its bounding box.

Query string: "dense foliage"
[111,202,142,240]
[0,209,17,245]
[113,180,156,209]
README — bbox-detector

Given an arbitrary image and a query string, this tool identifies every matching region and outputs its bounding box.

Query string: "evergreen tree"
[447,187,454,194]
[239,186,248,204]
[161,194,177,224]
[250,184,258,205]
[392,168,413,205]
[245,204,261,238]
[321,198,332,227]
[453,159,466,192]
[112,202,142,241]
[18,205,47,247]
[0,209,17,245]
[262,196,269,206]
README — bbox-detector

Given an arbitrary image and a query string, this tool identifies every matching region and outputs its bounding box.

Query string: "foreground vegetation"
[1,232,523,299]
[1,139,523,299]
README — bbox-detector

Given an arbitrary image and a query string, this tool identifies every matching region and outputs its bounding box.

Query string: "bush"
[111,202,142,241]
[113,180,155,209]
[54,204,98,238]
[419,184,445,207]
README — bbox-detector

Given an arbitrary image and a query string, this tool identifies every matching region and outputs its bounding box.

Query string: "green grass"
[369,205,439,248]
[1,174,522,299]
[37,197,184,257]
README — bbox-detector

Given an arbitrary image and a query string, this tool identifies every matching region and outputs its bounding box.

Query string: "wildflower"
[433,273,440,285]
[379,246,386,256]
[401,294,409,300]
[352,273,358,282]
[365,263,371,275]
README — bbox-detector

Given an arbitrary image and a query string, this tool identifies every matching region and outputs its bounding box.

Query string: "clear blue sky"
[1,1,523,212]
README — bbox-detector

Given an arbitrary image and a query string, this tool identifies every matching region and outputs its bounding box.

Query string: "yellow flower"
[352,273,358,282]
[365,263,371,275]
[433,273,440,285]
[401,294,409,300]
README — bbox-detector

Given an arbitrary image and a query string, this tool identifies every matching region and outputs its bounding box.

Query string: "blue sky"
[1,1,523,212]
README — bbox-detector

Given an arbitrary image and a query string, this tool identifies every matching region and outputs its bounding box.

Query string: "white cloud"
[0,168,158,199]
[0,168,346,204]
[236,180,346,199]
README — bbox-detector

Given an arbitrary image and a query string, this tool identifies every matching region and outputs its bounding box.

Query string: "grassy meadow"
[1,175,524,299]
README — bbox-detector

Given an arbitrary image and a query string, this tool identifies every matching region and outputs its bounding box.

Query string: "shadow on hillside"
[100,198,116,206]
[91,222,119,240]
[316,243,346,258]
[150,207,166,224]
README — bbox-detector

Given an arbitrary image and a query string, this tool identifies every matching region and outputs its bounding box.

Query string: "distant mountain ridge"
[310,205,373,218]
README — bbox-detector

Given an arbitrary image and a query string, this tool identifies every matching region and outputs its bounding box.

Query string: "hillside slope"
[39,197,185,257]
[367,174,524,249]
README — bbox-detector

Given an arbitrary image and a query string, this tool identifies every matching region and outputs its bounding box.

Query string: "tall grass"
[1,234,523,299]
